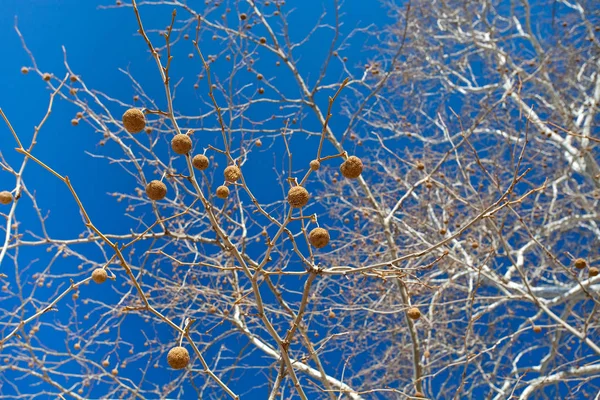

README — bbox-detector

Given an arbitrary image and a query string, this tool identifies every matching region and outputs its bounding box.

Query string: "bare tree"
[1,0,599,399]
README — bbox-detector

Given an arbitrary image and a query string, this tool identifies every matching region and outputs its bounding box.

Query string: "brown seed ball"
[91,268,108,284]
[192,154,209,170]
[74,343,81,350]
[340,156,363,179]
[167,346,190,369]
[574,258,587,270]
[216,185,230,199]
[21,67,29,74]
[287,186,309,208]
[328,310,336,319]
[224,165,242,182]
[171,134,193,154]
[416,161,425,170]
[0,191,13,205]
[259,37,266,44]
[111,368,118,376]
[71,119,79,126]
[532,325,542,333]
[407,307,421,320]
[146,180,167,201]
[122,108,146,133]
[240,13,247,20]
[42,73,51,81]
[255,139,262,147]
[589,267,599,277]
[102,359,110,367]
[309,228,330,249]
[258,87,265,94]
[70,75,78,82]
[309,160,320,171]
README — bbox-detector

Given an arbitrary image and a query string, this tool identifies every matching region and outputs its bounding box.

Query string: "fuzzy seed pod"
[71,119,79,126]
[111,368,118,376]
[74,343,81,350]
[259,37,266,44]
[171,134,192,154]
[21,67,29,74]
[42,73,52,81]
[0,191,13,205]
[328,310,336,319]
[192,154,209,170]
[287,186,309,208]
[309,160,320,171]
[407,307,421,320]
[240,13,247,20]
[574,258,587,270]
[532,325,542,333]
[416,161,425,170]
[589,267,599,277]
[224,165,242,182]
[309,228,330,249]
[255,139,262,147]
[92,268,108,284]
[340,156,363,179]
[146,180,167,201]
[122,108,145,133]
[102,359,109,367]
[167,346,190,369]
[216,185,230,199]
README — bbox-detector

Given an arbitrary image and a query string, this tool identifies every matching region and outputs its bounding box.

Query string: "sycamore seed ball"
[287,186,309,208]
[167,346,190,370]
[407,307,421,320]
[340,156,363,179]
[574,258,587,270]
[216,185,230,199]
[192,154,209,170]
[224,165,242,182]
[122,108,146,133]
[146,180,167,201]
[0,191,13,205]
[589,267,599,277]
[533,325,542,333]
[171,134,193,154]
[310,160,320,171]
[309,228,330,249]
[92,268,108,284]
[21,67,29,74]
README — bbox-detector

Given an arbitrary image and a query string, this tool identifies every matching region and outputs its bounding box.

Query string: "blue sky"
[0,1,394,398]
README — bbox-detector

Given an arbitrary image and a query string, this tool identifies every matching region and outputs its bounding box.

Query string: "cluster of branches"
[1,0,599,399]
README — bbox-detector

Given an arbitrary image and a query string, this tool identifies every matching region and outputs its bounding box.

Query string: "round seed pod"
[574,258,587,270]
[224,165,242,182]
[122,108,146,133]
[91,268,108,284]
[102,359,110,367]
[309,228,330,249]
[416,161,425,170]
[287,186,309,208]
[167,346,190,370]
[21,67,29,74]
[589,267,599,277]
[171,134,192,154]
[0,191,13,205]
[74,342,81,350]
[42,73,52,81]
[240,13,247,20]
[340,156,363,179]
[71,119,79,126]
[532,325,542,333]
[216,185,230,199]
[255,139,262,147]
[146,180,167,201]
[309,160,320,171]
[407,307,421,320]
[192,154,209,170]
[111,368,118,376]
[328,310,336,319]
